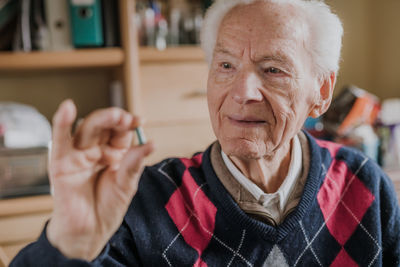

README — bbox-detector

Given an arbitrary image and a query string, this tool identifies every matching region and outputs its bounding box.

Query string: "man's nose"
[231,72,264,104]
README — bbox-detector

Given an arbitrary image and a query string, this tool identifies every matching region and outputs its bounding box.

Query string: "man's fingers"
[116,142,154,191]
[101,146,128,166]
[109,130,134,149]
[74,108,137,149]
[52,99,77,158]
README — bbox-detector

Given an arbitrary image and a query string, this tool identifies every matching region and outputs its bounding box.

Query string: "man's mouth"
[227,115,267,127]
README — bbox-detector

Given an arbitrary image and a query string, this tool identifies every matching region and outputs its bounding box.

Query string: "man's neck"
[229,140,292,194]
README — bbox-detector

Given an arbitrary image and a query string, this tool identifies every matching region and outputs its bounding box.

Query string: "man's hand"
[46,99,153,261]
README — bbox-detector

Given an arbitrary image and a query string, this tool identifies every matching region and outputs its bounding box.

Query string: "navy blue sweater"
[11,133,400,266]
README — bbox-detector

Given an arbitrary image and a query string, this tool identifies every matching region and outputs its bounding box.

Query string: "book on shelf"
[102,0,120,47]
[45,0,72,51]
[0,0,19,50]
[12,0,32,52]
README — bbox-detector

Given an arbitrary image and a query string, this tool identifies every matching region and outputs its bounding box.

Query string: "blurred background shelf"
[139,46,205,63]
[0,46,205,71]
[0,48,124,70]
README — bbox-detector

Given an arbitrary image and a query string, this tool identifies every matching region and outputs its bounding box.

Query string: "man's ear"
[309,72,336,118]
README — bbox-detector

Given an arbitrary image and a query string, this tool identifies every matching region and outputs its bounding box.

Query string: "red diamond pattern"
[330,248,358,267]
[317,158,374,264]
[165,154,217,267]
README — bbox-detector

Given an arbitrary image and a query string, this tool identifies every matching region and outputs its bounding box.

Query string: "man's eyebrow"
[213,46,237,57]
[259,55,290,64]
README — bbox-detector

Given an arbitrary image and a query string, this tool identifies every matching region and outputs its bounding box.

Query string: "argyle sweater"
[11,132,400,266]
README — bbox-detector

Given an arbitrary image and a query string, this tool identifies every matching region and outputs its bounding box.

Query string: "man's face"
[207,2,321,159]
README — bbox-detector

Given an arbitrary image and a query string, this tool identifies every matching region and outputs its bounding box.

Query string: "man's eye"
[221,62,232,69]
[265,67,282,74]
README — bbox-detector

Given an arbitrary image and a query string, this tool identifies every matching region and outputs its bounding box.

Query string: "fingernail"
[58,99,76,123]
[62,98,73,107]
[61,99,76,113]
[135,116,146,125]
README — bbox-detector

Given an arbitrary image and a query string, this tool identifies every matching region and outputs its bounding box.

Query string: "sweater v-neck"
[201,131,324,242]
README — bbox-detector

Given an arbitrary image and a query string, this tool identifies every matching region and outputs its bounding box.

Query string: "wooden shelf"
[0,46,204,71]
[139,46,205,63]
[0,195,53,217]
[0,48,124,70]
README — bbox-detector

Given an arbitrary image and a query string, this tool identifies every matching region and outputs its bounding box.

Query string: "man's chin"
[220,138,266,160]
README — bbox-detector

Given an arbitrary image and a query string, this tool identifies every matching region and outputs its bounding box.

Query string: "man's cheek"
[262,94,292,122]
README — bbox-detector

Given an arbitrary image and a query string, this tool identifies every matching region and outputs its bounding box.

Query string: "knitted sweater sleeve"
[9,220,142,266]
[380,172,400,267]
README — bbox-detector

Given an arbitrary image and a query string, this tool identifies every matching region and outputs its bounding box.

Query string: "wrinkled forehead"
[217,1,310,49]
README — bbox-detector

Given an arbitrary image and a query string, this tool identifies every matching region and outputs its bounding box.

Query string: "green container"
[69,0,104,47]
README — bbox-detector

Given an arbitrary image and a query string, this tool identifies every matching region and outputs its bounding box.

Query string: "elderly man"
[11,0,400,266]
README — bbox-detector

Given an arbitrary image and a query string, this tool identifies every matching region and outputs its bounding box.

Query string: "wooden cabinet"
[138,49,215,163]
[0,2,139,263]
[0,195,53,266]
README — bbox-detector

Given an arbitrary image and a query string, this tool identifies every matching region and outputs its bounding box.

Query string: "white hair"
[200,0,343,78]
